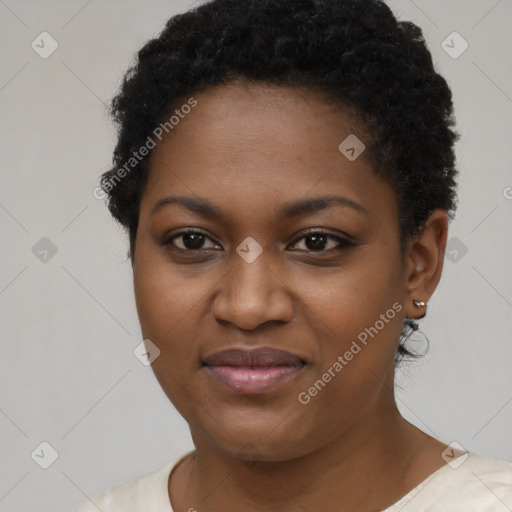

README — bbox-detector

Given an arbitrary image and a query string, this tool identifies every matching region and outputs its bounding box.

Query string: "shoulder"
[397,451,512,511]
[71,456,182,512]
[447,451,512,489]
[465,451,512,477]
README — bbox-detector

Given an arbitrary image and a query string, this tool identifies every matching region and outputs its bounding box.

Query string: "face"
[133,80,411,461]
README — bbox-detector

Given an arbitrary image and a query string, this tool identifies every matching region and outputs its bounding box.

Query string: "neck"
[172,405,444,512]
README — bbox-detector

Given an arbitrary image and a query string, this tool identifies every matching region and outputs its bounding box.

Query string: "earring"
[412,299,427,319]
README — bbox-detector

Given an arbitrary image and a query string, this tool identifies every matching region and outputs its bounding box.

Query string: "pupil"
[184,233,204,249]
[306,234,327,251]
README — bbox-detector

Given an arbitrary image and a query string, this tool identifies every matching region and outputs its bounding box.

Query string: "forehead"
[140,81,396,224]
[158,80,364,154]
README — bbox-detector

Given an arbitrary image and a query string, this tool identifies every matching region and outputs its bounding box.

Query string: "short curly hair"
[99,0,459,362]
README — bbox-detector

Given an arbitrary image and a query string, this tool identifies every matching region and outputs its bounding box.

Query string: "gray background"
[0,1,510,510]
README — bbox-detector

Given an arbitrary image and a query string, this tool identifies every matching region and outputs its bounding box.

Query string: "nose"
[211,251,294,331]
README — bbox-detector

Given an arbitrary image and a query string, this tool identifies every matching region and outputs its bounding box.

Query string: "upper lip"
[202,347,305,367]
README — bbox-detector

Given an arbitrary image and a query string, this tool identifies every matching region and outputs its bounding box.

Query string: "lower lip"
[205,365,304,393]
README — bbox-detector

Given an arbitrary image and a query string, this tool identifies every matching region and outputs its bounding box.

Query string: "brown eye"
[289,231,355,252]
[165,230,220,251]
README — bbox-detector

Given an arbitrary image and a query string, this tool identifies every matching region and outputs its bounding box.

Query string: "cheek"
[133,252,195,339]
[295,253,404,366]
[295,249,401,318]
[133,252,218,371]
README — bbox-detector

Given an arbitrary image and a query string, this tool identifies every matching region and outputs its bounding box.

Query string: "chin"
[194,416,313,463]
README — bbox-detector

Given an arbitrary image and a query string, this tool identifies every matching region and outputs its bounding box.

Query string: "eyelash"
[161,229,355,254]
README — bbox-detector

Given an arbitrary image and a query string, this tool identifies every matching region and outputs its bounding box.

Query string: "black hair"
[99,0,459,362]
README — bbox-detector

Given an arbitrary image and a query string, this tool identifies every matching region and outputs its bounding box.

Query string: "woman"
[74,0,512,510]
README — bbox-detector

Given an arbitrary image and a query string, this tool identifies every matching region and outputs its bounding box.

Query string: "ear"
[403,209,449,319]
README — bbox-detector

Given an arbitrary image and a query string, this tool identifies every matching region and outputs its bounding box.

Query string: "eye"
[164,230,220,251]
[288,231,354,252]
[161,229,355,253]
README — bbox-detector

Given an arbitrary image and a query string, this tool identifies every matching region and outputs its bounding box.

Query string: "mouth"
[202,347,306,394]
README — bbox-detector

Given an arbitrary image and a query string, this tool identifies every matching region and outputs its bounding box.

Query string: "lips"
[203,347,305,367]
[202,347,306,394]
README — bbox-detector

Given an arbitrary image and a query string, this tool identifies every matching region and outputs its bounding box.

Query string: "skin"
[132,78,451,512]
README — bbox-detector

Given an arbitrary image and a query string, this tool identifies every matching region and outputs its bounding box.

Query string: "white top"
[72,451,512,511]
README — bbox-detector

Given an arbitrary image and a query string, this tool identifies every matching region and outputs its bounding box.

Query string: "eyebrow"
[150,194,368,218]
